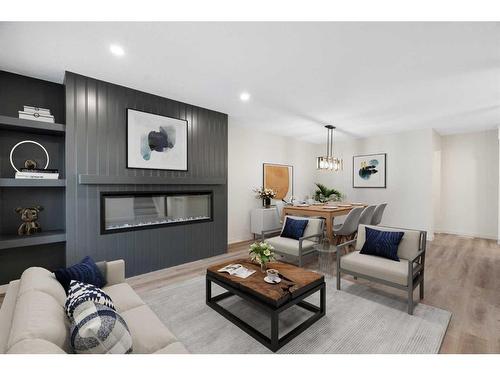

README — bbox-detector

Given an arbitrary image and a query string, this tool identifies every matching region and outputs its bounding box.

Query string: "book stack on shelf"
[15,168,59,180]
[18,106,55,123]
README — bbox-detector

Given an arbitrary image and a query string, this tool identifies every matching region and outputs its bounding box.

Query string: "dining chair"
[371,203,387,226]
[332,206,364,245]
[358,205,376,225]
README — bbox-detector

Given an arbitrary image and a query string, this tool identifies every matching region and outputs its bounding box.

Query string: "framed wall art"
[353,153,386,188]
[263,163,294,203]
[127,108,188,171]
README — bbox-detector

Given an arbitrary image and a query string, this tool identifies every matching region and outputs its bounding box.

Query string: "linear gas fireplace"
[100,191,213,234]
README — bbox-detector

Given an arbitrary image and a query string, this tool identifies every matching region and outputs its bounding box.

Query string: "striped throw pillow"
[359,227,404,261]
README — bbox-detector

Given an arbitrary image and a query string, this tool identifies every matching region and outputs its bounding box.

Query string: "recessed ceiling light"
[240,92,251,102]
[109,44,125,57]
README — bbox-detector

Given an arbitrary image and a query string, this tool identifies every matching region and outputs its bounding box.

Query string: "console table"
[250,208,281,238]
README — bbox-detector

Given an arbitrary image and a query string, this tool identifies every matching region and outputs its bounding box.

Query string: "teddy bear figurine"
[15,206,43,236]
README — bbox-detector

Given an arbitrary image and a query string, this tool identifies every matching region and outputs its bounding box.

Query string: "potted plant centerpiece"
[254,187,277,208]
[249,241,276,272]
[313,183,343,203]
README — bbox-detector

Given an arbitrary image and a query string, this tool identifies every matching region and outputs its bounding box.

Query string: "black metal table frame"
[206,274,326,352]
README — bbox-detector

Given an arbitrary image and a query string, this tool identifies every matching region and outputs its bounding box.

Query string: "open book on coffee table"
[217,264,256,279]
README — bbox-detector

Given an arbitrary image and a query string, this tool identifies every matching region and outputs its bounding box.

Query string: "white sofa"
[0,259,188,354]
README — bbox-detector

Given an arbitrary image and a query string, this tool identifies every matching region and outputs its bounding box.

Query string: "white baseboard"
[227,237,254,247]
[434,229,498,241]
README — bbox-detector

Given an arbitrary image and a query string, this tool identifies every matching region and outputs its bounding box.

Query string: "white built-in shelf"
[0,230,66,250]
[0,115,65,135]
[0,178,66,188]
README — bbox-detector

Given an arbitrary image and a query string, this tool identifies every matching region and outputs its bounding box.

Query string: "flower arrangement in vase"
[253,187,277,208]
[249,241,276,272]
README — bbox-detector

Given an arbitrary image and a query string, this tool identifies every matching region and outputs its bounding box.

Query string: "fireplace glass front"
[101,192,212,233]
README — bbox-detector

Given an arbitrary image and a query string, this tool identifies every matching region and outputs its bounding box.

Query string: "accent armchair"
[336,224,426,315]
[262,215,324,267]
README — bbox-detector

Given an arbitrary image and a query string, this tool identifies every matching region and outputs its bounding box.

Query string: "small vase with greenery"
[314,183,343,203]
[249,241,276,272]
[253,187,277,208]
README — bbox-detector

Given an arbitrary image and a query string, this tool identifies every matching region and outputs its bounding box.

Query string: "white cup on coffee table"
[266,269,280,282]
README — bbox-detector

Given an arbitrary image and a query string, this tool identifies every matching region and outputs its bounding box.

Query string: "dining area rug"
[139,276,451,354]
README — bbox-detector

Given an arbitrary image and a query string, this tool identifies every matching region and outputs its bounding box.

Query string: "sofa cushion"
[54,256,106,293]
[103,283,145,313]
[0,280,20,353]
[120,305,178,354]
[8,290,70,352]
[70,301,133,354]
[359,227,404,261]
[341,251,409,286]
[65,280,115,319]
[266,236,316,256]
[18,267,66,306]
[280,217,309,240]
[356,224,423,260]
[7,338,67,354]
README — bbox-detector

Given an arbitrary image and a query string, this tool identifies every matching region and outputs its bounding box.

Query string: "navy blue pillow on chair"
[360,227,404,261]
[54,256,106,293]
[280,218,309,240]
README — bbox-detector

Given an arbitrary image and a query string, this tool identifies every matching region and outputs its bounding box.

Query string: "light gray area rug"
[139,276,451,354]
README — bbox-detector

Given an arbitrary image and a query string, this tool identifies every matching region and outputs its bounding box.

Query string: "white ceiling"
[1,22,499,143]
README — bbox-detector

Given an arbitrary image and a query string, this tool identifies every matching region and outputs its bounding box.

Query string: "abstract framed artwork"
[263,163,294,204]
[353,153,386,188]
[127,108,188,171]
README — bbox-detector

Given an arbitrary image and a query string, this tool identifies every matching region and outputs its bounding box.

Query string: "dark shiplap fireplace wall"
[65,72,228,277]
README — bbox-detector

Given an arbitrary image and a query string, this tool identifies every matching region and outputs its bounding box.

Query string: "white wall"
[437,130,498,239]
[228,123,317,243]
[314,129,436,238]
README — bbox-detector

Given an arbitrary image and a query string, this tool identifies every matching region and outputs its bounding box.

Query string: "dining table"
[282,203,367,244]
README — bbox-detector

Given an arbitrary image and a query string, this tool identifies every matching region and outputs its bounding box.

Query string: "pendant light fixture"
[317,125,343,171]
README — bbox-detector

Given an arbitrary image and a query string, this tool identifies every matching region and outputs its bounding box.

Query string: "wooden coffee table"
[206,259,325,352]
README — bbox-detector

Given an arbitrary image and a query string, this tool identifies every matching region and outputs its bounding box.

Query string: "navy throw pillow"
[360,227,404,261]
[280,218,309,240]
[55,256,106,293]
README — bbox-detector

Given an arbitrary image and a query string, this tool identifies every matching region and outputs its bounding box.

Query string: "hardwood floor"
[1,233,498,353]
[423,234,500,353]
[127,249,249,295]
